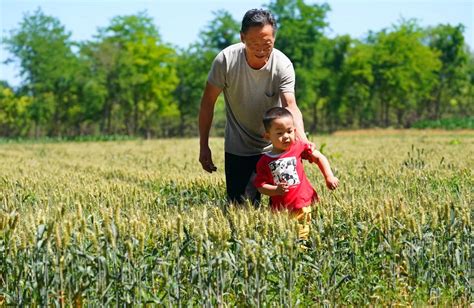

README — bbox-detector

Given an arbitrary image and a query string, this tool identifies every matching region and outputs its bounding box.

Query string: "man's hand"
[325,176,339,190]
[275,181,289,195]
[198,82,221,173]
[306,142,318,163]
[199,146,217,173]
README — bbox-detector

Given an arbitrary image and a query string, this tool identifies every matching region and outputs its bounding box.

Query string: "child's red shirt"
[254,140,318,211]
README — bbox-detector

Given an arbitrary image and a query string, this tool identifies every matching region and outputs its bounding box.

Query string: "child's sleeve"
[254,160,271,188]
[300,142,314,161]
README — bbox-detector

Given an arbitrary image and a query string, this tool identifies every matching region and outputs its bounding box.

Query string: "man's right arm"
[198,81,222,173]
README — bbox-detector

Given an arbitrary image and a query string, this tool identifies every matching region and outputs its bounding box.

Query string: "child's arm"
[309,150,339,190]
[257,182,289,196]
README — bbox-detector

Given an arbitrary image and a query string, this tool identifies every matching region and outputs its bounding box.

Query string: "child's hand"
[276,181,289,195]
[325,176,339,190]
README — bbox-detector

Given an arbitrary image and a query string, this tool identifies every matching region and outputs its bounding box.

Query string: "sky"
[1,0,473,87]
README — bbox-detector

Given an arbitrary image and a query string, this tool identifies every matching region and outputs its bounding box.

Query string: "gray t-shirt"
[208,42,295,156]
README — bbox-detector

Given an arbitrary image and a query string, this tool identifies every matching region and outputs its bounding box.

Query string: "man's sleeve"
[207,51,226,89]
[279,63,295,93]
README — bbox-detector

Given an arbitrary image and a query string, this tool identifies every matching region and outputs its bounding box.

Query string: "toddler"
[254,107,339,240]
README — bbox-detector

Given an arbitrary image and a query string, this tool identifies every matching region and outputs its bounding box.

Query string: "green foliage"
[1,1,473,138]
[424,24,471,119]
[370,20,441,127]
[174,10,238,136]
[268,0,329,67]
[339,40,375,128]
[174,46,213,135]
[412,117,474,130]
[3,8,79,137]
[0,134,138,145]
[92,12,179,137]
[198,9,240,52]
[268,0,330,131]
[0,85,32,136]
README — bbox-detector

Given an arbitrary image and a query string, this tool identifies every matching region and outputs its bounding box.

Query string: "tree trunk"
[179,114,185,137]
[384,99,390,127]
[133,92,139,135]
[434,85,443,120]
[35,121,40,139]
[396,109,404,127]
[106,101,112,135]
[310,101,318,133]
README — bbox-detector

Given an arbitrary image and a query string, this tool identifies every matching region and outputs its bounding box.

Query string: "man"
[198,8,311,204]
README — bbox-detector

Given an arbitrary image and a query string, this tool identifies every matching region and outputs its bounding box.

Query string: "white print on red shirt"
[268,156,300,186]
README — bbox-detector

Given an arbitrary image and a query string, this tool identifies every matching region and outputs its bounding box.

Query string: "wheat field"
[0,130,472,305]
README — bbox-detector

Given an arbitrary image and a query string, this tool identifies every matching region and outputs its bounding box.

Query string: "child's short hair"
[263,107,293,132]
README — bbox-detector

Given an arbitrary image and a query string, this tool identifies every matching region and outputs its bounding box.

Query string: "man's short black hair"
[263,107,293,132]
[241,9,277,34]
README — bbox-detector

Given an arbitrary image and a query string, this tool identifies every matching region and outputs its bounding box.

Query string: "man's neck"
[247,59,267,69]
[244,50,269,70]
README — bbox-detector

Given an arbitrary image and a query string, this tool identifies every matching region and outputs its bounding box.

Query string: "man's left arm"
[281,92,310,143]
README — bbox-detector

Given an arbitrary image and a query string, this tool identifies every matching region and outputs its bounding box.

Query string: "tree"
[266,0,330,132]
[369,20,441,127]
[464,51,474,116]
[174,10,239,136]
[79,40,121,134]
[3,8,79,137]
[339,41,375,128]
[424,24,470,119]
[68,47,108,135]
[267,0,329,68]
[174,45,215,136]
[320,35,353,131]
[0,84,32,136]
[88,12,179,137]
[198,10,240,52]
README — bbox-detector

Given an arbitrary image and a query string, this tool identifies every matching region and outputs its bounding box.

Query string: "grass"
[412,117,474,130]
[0,131,472,305]
[0,134,138,145]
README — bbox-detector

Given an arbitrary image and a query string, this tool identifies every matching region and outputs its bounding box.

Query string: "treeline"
[1,0,473,138]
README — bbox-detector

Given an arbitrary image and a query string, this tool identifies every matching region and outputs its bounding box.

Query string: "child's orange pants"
[290,206,312,240]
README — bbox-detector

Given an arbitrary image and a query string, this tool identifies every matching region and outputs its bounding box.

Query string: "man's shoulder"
[220,43,245,57]
[211,43,244,72]
[271,48,293,66]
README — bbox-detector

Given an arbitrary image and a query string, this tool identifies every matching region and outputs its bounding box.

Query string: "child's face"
[264,116,296,153]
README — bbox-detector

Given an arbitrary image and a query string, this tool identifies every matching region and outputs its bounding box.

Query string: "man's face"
[241,24,275,68]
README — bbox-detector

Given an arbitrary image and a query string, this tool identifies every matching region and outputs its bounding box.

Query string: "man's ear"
[240,32,245,43]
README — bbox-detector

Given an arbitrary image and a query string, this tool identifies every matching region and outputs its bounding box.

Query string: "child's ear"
[263,132,270,140]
